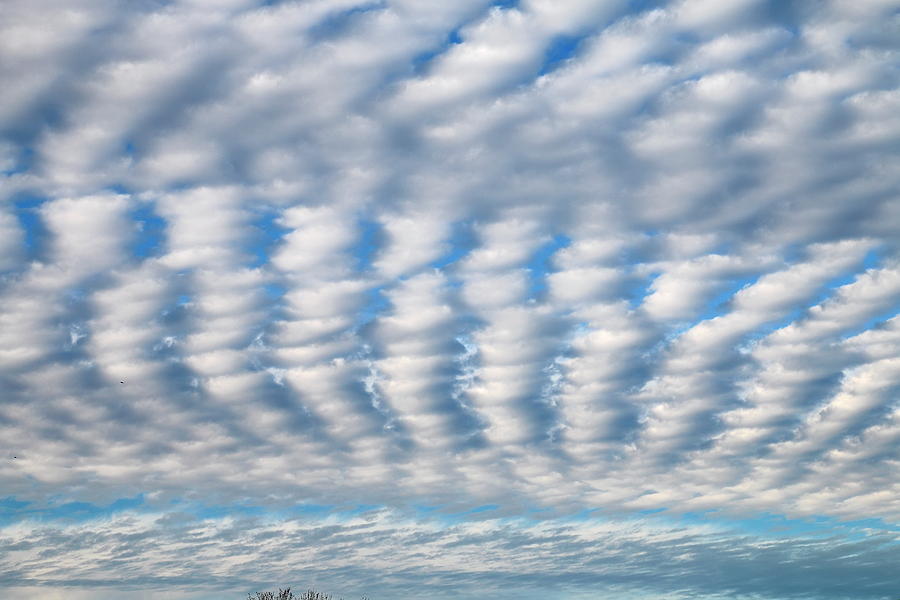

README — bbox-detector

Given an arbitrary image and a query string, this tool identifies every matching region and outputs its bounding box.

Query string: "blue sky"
[1,0,899,599]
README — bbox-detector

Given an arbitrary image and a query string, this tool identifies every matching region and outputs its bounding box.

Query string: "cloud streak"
[2,508,898,600]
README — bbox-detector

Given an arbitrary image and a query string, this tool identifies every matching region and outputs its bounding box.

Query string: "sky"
[1,0,899,599]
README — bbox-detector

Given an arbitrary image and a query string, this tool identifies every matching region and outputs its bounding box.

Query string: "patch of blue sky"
[12,194,49,262]
[412,503,443,516]
[430,220,478,274]
[526,234,570,300]
[627,271,659,308]
[262,282,287,300]
[130,204,166,259]
[0,494,144,525]
[352,218,383,273]
[348,220,391,328]
[0,497,30,525]
[403,503,900,541]
[538,34,587,76]
[862,247,882,270]
[282,503,335,516]
[459,503,501,516]
[410,503,492,523]
[672,510,900,541]
[353,284,390,330]
[247,210,291,269]
[550,504,898,542]
[107,183,133,195]
[637,507,668,516]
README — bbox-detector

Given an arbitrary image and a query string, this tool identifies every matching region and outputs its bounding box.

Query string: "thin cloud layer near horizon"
[1,0,899,599]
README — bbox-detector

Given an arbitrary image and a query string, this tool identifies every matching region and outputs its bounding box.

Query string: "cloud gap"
[12,195,49,264]
[538,34,589,76]
[246,208,291,269]
[130,203,166,260]
[526,233,571,300]
[352,217,384,273]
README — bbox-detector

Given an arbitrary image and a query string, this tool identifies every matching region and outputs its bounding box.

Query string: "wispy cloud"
[2,507,898,600]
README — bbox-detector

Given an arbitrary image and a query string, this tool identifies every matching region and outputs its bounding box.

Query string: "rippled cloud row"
[3,508,898,600]
[1,0,899,598]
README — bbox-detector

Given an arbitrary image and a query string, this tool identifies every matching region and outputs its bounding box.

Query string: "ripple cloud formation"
[1,1,899,599]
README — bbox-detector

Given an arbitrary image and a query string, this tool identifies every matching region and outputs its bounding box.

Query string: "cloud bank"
[2,508,898,600]
[1,0,899,598]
